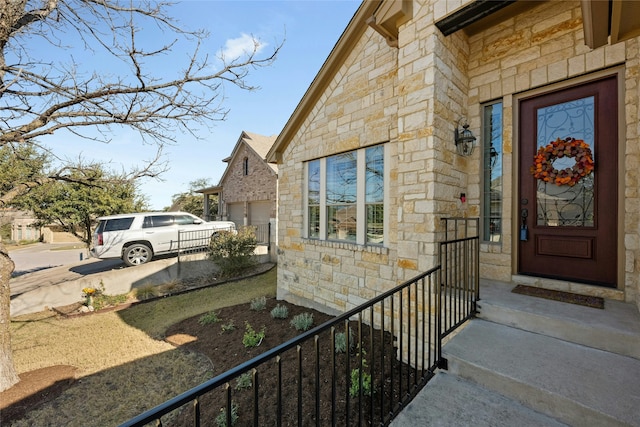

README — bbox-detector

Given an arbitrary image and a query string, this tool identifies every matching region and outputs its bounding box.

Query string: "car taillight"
[97,233,103,246]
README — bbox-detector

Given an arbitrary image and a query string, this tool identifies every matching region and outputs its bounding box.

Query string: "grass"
[8,268,277,426]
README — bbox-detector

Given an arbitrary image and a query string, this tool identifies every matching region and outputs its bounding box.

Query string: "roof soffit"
[366,0,412,47]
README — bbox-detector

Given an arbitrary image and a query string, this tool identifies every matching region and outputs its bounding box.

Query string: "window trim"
[481,100,503,244]
[304,143,388,246]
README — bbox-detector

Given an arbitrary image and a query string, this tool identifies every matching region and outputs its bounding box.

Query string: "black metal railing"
[175,226,237,260]
[239,223,271,249]
[121,219,479,427]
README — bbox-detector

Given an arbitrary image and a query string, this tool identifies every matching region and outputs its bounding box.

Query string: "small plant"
[334,328,355,354]
[250,296,267,311]
[235,372,253,390]
[199,310,221,325]
[242,322,265,348]
[220,320,236,333]
[270,304,289,319]
[135,284,158,300]
[290,312,314,331]
[215,402,239,427]
[349,359,372,397]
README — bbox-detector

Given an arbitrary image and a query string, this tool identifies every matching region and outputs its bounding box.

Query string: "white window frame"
[303,144,388,246]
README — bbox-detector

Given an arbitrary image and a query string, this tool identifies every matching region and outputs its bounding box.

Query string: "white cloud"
[219,33,267,61]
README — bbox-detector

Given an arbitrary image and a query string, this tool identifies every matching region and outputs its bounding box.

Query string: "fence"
[121,219,479,427]
[176,223,271,262]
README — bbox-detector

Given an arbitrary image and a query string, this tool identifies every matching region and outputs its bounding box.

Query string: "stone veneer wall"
[461,0,639,303]
[276,29,401,314]
[277,0,640,313]
[221,144,277,220]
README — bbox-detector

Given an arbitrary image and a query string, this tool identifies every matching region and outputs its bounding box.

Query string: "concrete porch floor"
[391,279,640,426]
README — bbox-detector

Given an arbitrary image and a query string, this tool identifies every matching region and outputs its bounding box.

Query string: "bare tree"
[0,0,281,391]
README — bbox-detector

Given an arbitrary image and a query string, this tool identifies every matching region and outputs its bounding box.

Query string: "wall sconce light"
[454,118,476,157]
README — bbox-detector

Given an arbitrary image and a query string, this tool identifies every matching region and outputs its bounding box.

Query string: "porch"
[392,279,640,426]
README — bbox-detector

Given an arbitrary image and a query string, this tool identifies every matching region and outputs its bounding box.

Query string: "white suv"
[90,212,236,266]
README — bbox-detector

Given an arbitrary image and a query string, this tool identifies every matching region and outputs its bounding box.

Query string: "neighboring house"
[0,209,82,243]
[266,0,640,315]
[198,131,278,257]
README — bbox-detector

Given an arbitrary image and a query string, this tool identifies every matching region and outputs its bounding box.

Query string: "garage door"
[249,201,271,225]
[227,203,244,228]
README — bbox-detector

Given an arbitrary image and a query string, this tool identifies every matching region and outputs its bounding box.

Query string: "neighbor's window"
[482,101,503,243]
[305,144,386,245]
[243,157,249,175]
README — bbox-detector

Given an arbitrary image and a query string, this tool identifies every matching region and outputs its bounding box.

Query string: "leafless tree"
[0,0,281,391]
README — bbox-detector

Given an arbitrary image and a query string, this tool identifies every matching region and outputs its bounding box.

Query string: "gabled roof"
[266,1,382,164]
[221,130,277,181]
[196,131,277,196]
[266,0,639,164]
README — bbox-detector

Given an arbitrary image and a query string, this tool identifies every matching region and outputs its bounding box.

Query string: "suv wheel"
[123,243,152,266]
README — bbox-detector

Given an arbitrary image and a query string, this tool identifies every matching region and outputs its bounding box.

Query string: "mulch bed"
[512,284,605,309]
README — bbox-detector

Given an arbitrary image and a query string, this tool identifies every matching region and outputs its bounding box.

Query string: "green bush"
[208,228,258,277]
[235,372,253,390]
[334,328,354,354]
[250,296,266,311]
[215,402,239,427]
[199,310,221,325]
[270,304,289,319]
[290,312,314,332]
[220,320,236,333]
[242,322,265,348]
[349,367,372,397]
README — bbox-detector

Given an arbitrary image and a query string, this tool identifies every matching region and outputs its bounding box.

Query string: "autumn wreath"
[530,137,594,186]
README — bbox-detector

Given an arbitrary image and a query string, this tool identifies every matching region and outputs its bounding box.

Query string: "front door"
[518,76,618,287]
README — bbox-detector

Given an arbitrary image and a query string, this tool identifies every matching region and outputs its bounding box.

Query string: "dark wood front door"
[518,76,618,287]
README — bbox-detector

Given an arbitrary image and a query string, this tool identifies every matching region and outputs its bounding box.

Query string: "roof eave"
[266,1,382,164]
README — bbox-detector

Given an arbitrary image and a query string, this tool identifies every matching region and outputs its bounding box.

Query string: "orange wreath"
[530,137,594,186]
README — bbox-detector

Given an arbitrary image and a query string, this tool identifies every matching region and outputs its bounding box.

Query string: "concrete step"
[476,281,640,360]
[443,320,640,426]
[390,370,568,427]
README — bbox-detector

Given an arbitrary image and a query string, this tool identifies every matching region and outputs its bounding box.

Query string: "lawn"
[2,267,277,426]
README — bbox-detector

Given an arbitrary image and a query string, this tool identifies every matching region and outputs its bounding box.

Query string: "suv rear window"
[102,217,135,232]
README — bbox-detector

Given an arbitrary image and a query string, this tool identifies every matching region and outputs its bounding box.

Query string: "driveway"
[8,243,221,317]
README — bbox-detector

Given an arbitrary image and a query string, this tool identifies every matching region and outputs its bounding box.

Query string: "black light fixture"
[454,117,476,157]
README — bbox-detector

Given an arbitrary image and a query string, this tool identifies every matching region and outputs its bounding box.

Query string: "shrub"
[215,402,239,427]
[334,328,354,354]
[270,304,289,319]
[250,296,266,311]
[349,367,372,397]
[220,320,236,333]
[208,228,258,277]
[242,322,265,348]
[290,313,314,331]
[199,310,221,325]
[235,372,253,390]
[134,284,158,300]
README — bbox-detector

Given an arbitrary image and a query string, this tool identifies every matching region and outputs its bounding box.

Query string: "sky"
[44,0,362,210]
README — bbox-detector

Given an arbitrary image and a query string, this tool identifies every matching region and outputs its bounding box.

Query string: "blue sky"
[47,0,361,210]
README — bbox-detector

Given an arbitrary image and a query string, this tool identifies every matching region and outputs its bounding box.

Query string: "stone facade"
[272,0,640,313]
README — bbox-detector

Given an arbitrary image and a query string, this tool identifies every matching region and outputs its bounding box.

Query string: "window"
[305,144,386,245]
[103,217,134,232]
[482,101,503,243]
[243,157,249,175]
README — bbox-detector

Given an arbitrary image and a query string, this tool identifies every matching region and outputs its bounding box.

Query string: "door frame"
[511,67,625,289]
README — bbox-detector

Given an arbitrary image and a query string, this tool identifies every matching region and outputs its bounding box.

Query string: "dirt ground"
[2,283,416,425]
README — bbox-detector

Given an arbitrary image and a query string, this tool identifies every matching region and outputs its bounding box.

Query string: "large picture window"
[305,144,386,245]
[482,101,503,243]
